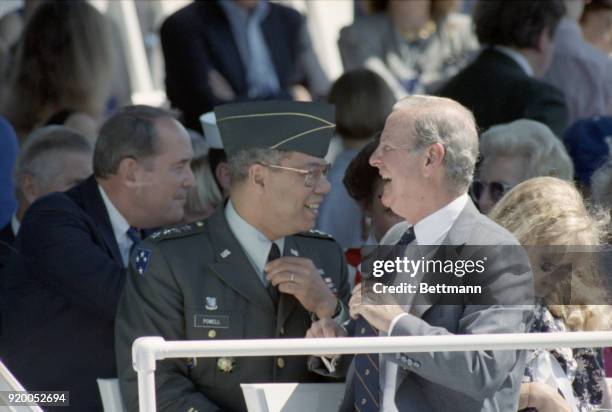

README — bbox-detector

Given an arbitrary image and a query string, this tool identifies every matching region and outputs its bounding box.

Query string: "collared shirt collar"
[98,184,131,246]
[11,213,19,236]
[494,45,534,77]
[219,0,270,24]
[225,199,284,279]
[413,193,469,246]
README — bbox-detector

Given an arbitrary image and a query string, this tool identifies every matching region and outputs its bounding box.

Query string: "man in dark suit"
[115,101,350,411]
[1,106,195,411]
[436,0,568,137]
[308,96,533,412]
[160,0,329,131]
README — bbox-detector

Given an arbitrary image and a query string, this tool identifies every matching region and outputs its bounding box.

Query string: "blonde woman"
[183,154,224,223]
[490,177,611,412]
[1,1,113,141]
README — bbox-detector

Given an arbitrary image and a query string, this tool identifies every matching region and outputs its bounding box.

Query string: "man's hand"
[349,283,405,333]
[265,257,337,319]
[208,69,235,100]
[306,318,347,339]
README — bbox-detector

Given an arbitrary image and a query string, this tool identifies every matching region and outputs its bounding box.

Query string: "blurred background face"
[581,5,612,53]
[262,151,331,238]
[368,178,404,242]
[474,155,528,214]
[23,150,92,204]
[133,118,195,228]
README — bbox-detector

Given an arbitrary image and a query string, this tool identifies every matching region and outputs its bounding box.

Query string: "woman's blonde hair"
[184,155,224,221]
[1,2,113,140]
[490,176,611,331]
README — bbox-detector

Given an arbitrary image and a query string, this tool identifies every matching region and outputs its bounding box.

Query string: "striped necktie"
[127,227,142,256]
[353,227,416,411]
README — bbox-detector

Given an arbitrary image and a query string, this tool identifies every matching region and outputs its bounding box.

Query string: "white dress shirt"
[380,194,469,411]
[225,200,284,285]
[10,214,20,236]
[98,185,132,267]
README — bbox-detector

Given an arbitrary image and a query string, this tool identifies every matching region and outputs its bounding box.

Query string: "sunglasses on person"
[470,180,514,202]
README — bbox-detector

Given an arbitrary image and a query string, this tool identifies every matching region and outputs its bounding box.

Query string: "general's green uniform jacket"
[115,207,350,412]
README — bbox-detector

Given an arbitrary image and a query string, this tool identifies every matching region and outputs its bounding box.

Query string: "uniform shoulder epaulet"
[147,221,206,243]
[295,229,335,241]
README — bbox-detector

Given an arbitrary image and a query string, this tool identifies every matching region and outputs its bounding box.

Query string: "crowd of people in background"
[0,0,611,411]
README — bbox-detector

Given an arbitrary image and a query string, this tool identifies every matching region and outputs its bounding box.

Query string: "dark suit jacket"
[116,206,350,412]
[2,175,125,412]
[340,199,534,412]
[161,0,311,131]
[0,222,15,265]
[436,48,569,137]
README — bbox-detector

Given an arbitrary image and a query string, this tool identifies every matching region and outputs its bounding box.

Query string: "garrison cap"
[214,101,335,158]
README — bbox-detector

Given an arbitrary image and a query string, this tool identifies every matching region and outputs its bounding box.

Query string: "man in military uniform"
[115,101,350,412]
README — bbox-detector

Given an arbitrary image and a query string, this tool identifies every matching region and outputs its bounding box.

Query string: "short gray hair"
[93,105,175,178]
[480,119,574,180]
[228,148,288,185]
[14,125,92,200]
[395,95,479,193]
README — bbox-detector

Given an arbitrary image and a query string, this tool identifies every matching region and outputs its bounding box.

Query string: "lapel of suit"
[205,1,248,93]
[276,235,301,328]
[409,200,478,318]
[78,176,123,265]
[206,208,276,315]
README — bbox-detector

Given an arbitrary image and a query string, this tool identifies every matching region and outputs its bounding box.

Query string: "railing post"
[133,336,165,412]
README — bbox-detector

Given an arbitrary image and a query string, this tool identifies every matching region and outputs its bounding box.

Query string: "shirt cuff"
[332,301,349,325]
[388,313,409,336]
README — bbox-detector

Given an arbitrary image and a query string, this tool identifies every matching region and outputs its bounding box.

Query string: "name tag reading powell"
[194,315,230,329]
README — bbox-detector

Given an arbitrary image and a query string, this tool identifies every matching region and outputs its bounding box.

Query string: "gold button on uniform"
[364,369,370,376]
[208,330,216,338]
[361,398,367,405]
[277,357,285,368]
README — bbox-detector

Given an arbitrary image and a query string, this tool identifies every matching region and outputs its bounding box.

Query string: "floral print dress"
[523,303,607,411]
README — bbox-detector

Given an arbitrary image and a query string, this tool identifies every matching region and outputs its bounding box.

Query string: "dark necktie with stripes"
[353,227,415,411]
[266,242,281,310]
[127,227,142,256]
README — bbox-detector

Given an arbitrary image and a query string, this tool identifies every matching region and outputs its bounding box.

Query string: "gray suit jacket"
[115,207,350,412]
[340,199,533,412]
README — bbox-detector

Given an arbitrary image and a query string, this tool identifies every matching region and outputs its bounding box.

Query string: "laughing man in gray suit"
[307,95,533,412]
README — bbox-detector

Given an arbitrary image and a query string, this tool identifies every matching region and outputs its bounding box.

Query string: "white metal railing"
[133,332,612,412]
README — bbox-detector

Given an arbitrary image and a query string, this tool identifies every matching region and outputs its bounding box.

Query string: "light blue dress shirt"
[219,0,281,98]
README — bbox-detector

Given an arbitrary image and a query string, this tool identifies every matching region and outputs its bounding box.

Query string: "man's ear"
[215,162,231,195]
[20,174,40,206]
[248,163,267,193]
[117,157,142,188]
[424,143,445,167]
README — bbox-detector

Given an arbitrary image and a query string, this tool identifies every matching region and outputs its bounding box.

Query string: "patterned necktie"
[397,226,416,246]
[353,227,416,411]
[127,227,142,256]
[353,316,380,412]
[266,242,281,309]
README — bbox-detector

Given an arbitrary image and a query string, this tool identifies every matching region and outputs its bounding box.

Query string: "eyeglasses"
[258,162,330,188]
[470,180,514,202]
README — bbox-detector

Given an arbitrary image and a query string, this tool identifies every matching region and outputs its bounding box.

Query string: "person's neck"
[231,192,280,241]
[16,203,28,222]
[515,48,542,77]
[409,188,461,225]
[97,177,137,227]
